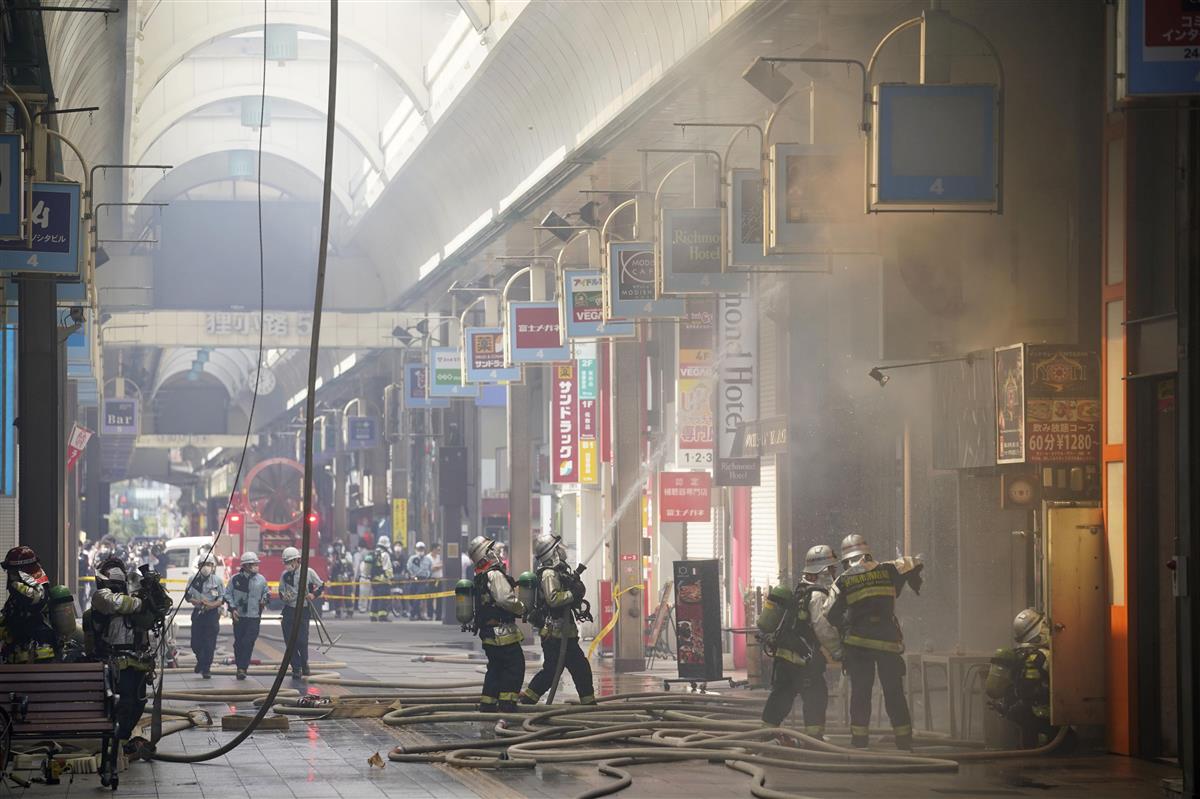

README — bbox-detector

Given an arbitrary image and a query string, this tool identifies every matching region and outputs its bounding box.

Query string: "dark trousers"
[844,646,912,741]
[232,616,261,671]
[526,636,595,701]
[189,609,220,674]
[761,656,828,732]
[331,577,353,616]
[371,581,391,618]
[115,667,148,740]
[280,606,310,672]
[481,643,525,709]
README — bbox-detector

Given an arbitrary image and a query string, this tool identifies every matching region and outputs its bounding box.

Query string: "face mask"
[248,564,259,574]
[286,561,299,571]
[200,566,213,576]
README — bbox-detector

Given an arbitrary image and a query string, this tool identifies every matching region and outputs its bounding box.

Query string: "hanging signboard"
[0,182,82,277]
[769,144,878,252]
[463,326,522,383]
[562,270,635,338]
[0,135,23,239]
[677,301,716,467]
[871,84,1000,211]
[403,362,449,409]
[66,422,93,472]
[577,342,599,485]
[660,208,747,294]
[728,168,830,272]
[428,347,479,398]
[995,344,1026,464]
[1024,346,1101,465]
[1121,0,1200,98]
[715,291,760,486]
[508,301,570,363]
[659,471,712,523]
[606,242,685,320]
[673,559,724,681]
[344,416,379,450]
[551,362,579,483]
[102,398,139,435]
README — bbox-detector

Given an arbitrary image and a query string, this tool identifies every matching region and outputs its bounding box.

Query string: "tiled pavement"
[4,618,1178,798]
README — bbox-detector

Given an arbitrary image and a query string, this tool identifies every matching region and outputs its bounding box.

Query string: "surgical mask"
[286,560,299,571]
[200,566,213,577]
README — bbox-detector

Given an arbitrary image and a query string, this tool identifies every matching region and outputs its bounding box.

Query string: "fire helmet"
[533,533,566,568]
[467,536,497,567]
[2,546,39,573]
[96,557,127,589]
[1012,608,1046,645]
[802,544,838,575]
[839,534,870,563]
[377,536,390,550]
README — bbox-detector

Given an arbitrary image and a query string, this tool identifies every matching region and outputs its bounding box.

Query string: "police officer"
[520,533,595,705]
[758,544,842,738]
[88,558,160,760]
[986,608,1058,748]
[278,547,324,679]
[0,546,57,663]
[225,551,269,680]
[827,534,923,750]
[329,540,355,619]
[466,535,525,713]
[185,556,224,679]
[365,536,394,622]
[407,542,433,620]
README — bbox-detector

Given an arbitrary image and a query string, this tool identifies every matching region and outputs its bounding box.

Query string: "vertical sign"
[715,292,759,485]
[391,498,408,550]
[551,362,578,483]
[995,344,1026,464]
[1024,346,1101,465]
[677,300,715,467]
[577,342,599,484]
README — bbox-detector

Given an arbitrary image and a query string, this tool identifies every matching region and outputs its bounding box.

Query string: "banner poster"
[995,344,1026,464]
[562,270,634,338]
[577,343,599,485]
[551,362,579,483]
[66,422,93,471]
[508,301,570,363]
[677,300,716,467]
[659,471,712,523]
[464,326,521,383]
[714,291,760,485]
[1023,346,1101,465]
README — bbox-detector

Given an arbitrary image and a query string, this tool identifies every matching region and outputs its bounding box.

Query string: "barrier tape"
[586,582,645,660]
[323,590,454,601]
[79,576,447,589]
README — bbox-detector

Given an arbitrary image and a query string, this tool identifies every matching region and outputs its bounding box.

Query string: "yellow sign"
[392,498,408,549]
[579,439,598,484]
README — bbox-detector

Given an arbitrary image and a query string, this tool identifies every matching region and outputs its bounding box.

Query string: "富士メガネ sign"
[508,301,569,363]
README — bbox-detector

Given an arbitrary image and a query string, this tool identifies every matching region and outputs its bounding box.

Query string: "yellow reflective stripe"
[521,688,541,701]
[804,725,824,736]
[851,725,870,735]
[775,648,809,666]
[478,695,498,704]
[893,725,912,736]
[844,635,904,653]
[846,586,895,604]
[484,631,523,646]
[578,695,597,705]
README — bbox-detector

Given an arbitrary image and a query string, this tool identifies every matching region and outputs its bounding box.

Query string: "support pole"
[611,337,644,672]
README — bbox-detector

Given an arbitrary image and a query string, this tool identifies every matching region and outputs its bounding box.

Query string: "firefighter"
[520,533,595,705]
[827,534,923,750]
[465,535,525,713]
[364,535,394,622]
[88,558,166,760]
[329,540,355,619]
[185,556,224,679]
[986,608,1061,748]
[278,547,323,679]
[758,544,842,738]
[225,551,270,680]
[0,546,58,663]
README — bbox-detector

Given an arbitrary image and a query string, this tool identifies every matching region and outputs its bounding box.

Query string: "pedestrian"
[520,533,595,705]
[277,547,323,679]
[77,541,94,611]
[185,556,224,679]
[406,542,432,620]
[225,552,270,680]
[428,544,444,620]
[465,536,525,714]
[827,534,924,750]
[364,535,393,622]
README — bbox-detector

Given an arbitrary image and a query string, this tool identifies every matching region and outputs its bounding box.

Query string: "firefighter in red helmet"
[1,546,57,663]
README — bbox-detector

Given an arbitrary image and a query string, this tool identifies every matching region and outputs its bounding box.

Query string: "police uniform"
[279,566,323,676]
[474,565,526,712]
[225,566,270,675]
[827,557,921,749]
[759,578,840,736]
[521,564,595,705]
[89,580,158,742]
[185,568,224,677]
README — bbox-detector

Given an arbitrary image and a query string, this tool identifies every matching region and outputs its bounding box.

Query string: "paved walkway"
[4,618,1178,798]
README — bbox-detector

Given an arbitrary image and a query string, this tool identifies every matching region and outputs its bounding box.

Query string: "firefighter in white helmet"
[224,551,269,679]
[277,547,324,679]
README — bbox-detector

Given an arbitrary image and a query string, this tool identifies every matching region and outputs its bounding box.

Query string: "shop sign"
[203,310,312,339]
[391,498,408,550]
[102,398,138,435]
[659,471,712,523]
[508,301,570,363]
[728,168,830,272]
[1024,345,1100,465]
[995,344,1026,463]
[661,208,747,294]
[344,416,379,451]
[464,326,521,383]
[576,343,599,485]
[404,362,449,409]
[551,362,578,483]
[0,134,22,238]
[607,242,685,319]
[735,416,790,457]
[428,347,479,398]
[1122,0,1200,98]
[677,300,715,467]
[562,270,634,338]
[715,291,759,486]
[0,182,82,276]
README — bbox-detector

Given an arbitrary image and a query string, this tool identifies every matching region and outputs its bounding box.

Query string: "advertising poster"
[404,362,449,409]
[562,270,635,338]
[660,208,747,294]
[659,471,712,523]
[673,559,724,680]
[607,242,685,319]
[677,300,715,467]
[508,301,570,363]
[1024,346,1101,465]
[551,362,579,484]
[428,347,479,398]
[995,344,1026,464]
[464,326,522,383]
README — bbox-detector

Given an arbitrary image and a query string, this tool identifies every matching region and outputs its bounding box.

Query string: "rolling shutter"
[749,458,778,588]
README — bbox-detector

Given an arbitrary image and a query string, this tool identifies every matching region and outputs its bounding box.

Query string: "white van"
[163,536,230,609]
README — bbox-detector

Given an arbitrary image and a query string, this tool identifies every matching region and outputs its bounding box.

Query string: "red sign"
[551,363,578,483]
[513,305,562,349]
[66,423,94,472]
[658,471,712,523]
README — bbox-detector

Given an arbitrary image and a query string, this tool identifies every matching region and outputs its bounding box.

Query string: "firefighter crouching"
[519,533,596,705]
[87,557,172,760]
[757,544,842,738]
[457,536,525,713]
[827,534,923,750]
[0,546,78,663]
[986,608,1070,749]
